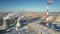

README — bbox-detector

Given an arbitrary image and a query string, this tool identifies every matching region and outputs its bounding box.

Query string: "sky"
[0,0,60,12]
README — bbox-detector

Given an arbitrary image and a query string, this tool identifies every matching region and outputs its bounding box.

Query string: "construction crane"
[46,0,54,25]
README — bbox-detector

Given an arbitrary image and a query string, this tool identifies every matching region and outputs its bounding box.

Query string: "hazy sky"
[0,0,60,12]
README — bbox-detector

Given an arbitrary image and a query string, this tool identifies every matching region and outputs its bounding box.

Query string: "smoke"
[3,12,16,20]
